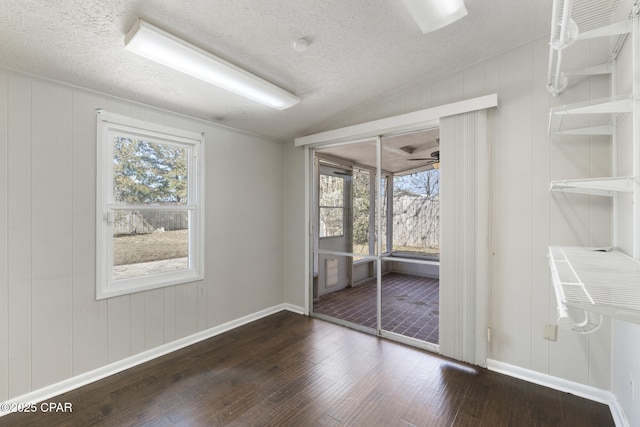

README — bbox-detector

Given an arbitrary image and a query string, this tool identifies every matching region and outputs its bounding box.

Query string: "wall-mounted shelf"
[550,176,635,197]
[548,246,640,332]
[547,1,640,334]
[547,0,632,96]
[548,96,633,135]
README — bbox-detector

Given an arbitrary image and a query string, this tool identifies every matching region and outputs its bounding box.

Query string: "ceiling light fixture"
[400,0,468,34]
[124,18,300,110]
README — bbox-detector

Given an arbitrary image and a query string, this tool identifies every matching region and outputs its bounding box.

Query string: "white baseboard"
[487,359,628,427]
[608,394,630,427]
[0,303,305,417]
[280,302,306,315]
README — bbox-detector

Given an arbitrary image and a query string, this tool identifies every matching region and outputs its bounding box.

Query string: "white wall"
[285,35,614,390]
[283,143,307,309]
[614,320,640,426]
[611,10,640,425]
[0,70,286,401]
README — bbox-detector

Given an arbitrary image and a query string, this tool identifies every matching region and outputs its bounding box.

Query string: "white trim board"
[487,359,628,427]
[0,303,305,418]
[294,93,498,147]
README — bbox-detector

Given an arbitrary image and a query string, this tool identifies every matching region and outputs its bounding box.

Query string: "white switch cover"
[544,323,557,341]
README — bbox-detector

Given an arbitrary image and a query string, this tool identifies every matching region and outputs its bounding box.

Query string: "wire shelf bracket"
[550,176,635,197]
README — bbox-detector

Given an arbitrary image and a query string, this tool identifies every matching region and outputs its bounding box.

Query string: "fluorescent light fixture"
[124,19,300,110]
[401,0,468,34]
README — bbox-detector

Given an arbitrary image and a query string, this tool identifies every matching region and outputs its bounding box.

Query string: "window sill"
[97,270,203,300]
[389,252,440,262]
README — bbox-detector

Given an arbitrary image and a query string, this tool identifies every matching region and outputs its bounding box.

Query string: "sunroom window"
[391,169,440,259]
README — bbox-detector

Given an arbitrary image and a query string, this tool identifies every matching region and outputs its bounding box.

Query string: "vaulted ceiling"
[0,0,552,140]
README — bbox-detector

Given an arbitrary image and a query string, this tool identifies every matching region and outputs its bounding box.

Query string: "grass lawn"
[114,229,188,266]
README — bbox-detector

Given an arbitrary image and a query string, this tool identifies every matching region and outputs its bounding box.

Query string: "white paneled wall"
[285,36,613,389]
[32,81,74,390]
[612,6,640,425]
[0,71,285,401]
[493,38,535,371]
[283,144,307,308]
[7,76,33,398]
[0,73,8,402]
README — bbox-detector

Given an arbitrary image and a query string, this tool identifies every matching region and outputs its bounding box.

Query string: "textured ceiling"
[0,0,551,140]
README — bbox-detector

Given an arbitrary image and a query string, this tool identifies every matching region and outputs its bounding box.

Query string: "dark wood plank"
[0,312,615,427]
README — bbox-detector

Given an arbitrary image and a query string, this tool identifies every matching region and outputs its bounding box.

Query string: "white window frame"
[96,111,204,300]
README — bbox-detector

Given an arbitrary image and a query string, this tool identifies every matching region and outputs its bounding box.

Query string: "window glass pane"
[378,176,388,254]
[319,174,344,207]
[319,172,345,238]
[113,136,188,205]
[319,207,344,237]
[113,209,189,280]
[352,169,370,256]
[392,169,440,257]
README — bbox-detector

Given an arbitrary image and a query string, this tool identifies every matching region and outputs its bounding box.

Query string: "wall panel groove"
[30,82,74,390]
[0,73,9,402]
[7,75,33,397]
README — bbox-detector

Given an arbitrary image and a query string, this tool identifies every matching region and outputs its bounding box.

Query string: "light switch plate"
[544,323,557,341]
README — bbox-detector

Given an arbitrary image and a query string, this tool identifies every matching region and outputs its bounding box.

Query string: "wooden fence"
[393,195,440,249]
[114,210,188,235]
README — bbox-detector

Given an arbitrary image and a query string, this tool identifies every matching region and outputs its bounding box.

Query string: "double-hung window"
[96,112,204,299]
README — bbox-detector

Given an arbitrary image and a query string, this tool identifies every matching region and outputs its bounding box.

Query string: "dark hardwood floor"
[0,311,614,426]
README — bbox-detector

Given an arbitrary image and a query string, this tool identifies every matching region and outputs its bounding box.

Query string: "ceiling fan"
[406,149,440,169]
[407,149,439,163]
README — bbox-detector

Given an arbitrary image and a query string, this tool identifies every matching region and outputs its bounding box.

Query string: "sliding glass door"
[311,131,441,351]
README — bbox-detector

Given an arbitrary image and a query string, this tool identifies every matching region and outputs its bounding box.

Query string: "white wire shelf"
[547,0,635,96]
[551,124,613,136]
[548,95,633,135]
[549,176,635,196]
[548,246,640,331]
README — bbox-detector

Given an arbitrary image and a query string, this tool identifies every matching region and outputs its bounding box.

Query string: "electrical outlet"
[544,323,557,341]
